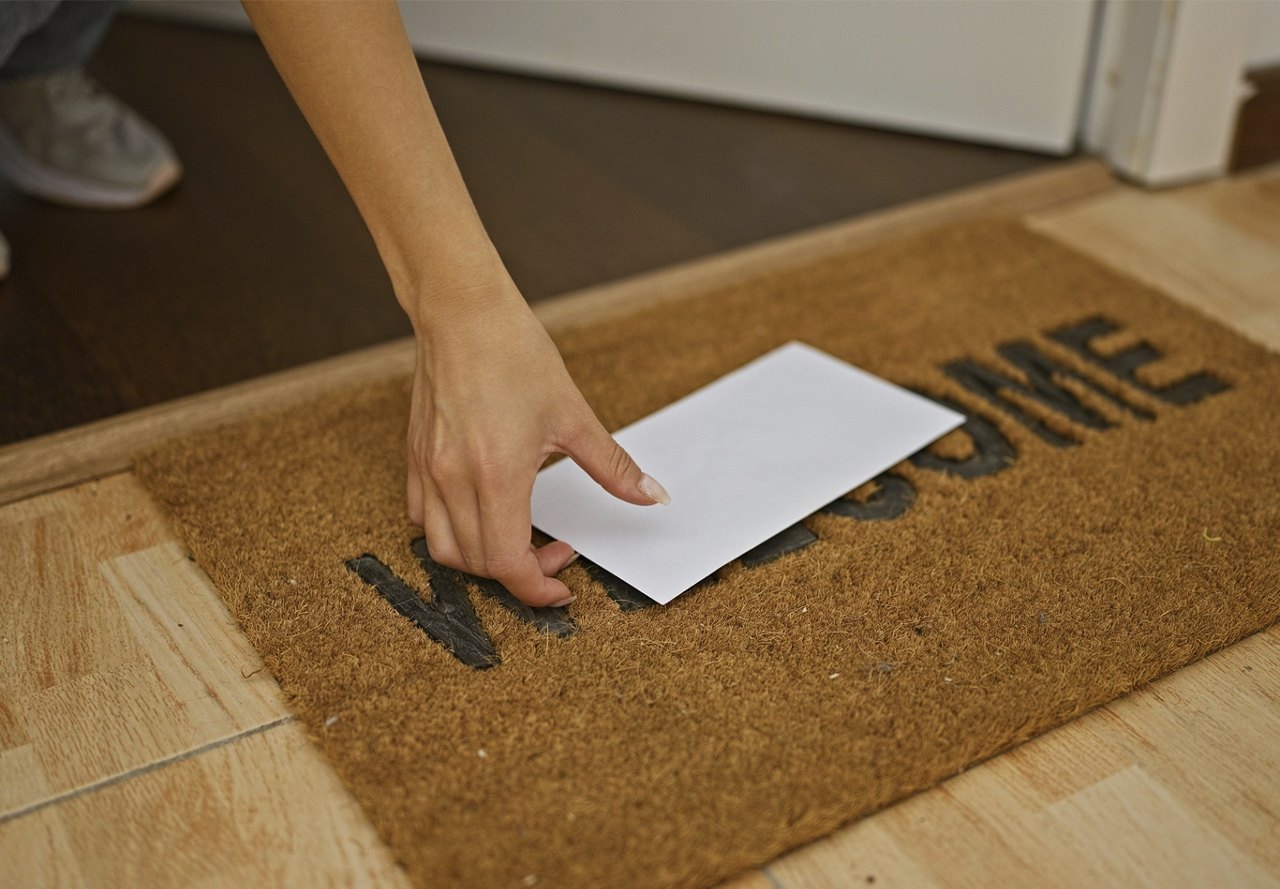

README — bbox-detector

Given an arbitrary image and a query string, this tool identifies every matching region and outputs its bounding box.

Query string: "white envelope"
[531,342,964,604]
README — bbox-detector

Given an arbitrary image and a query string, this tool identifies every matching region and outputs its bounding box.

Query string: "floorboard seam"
[0,467,136,509]
[761,865,787,889]
[0,714,296,825]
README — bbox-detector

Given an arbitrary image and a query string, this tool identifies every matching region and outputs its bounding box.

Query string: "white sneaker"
[0,69,181,210]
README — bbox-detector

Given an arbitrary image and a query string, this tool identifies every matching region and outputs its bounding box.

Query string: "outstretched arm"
[243,1,668,606]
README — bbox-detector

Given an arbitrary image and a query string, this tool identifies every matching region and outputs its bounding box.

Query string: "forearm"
[242,0,507,326]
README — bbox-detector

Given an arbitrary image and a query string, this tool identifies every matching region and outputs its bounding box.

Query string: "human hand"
[405,276,669,607]
[244,0,665,606]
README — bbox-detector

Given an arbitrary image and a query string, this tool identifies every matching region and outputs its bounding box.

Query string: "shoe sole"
[0,123,182,210]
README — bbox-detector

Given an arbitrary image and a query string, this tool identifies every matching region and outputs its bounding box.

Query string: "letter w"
[346,537,575,670]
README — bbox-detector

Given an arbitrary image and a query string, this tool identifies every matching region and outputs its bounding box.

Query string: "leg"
[0,0,178,209]
[0,1,127,81]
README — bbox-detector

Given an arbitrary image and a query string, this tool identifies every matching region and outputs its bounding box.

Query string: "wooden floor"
[0,16,1056,445]
[2,160,1279,888]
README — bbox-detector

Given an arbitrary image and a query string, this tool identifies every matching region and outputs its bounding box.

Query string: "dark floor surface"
[0,16,1061,445]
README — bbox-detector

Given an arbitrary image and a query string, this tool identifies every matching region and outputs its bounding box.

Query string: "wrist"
[394,254,527,338]
[391,242,513,325]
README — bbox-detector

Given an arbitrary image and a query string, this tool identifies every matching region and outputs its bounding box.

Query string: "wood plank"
[1026,184,1280,352]
[1172,165,1280,249]
[0,159,1115,508]
[768,627,1280,889]
[0,475,288,818]
[719,871,782,889]
[0,720,409,889]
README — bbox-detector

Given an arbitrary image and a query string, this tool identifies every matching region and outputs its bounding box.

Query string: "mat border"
[0,159,1113,507]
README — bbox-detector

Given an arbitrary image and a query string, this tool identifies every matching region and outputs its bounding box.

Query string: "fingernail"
[563,552,580,567]
[638,473,671,505]
[550,595,576,608]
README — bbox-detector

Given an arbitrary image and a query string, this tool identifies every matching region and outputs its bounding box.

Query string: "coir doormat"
[137,220,1280,888]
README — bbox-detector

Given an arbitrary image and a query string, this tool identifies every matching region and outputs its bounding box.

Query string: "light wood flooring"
[2,160,1278,888]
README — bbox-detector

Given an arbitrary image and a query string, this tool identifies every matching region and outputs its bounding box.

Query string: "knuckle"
[425,449,465,483]
[472,442,521,488]
[608,441,635,479]
[485,557,521,580]
[471,451,505,484]
[425,538,461,567]
[475,552,522,579]
[426,438,517,488]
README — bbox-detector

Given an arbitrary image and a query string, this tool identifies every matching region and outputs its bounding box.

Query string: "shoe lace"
[42,69,120,145]
[43,69,101,104]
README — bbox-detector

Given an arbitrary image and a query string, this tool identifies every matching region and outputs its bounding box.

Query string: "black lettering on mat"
[907,390,1017,479]
[583,522,822,610]
[942,339,1153,448]
[1049,316,1230,405]
[741,522,820,567]
[581,560,657,611]
[820,472,916,522]
[579,560,719,611]
[410,538,575,640]
[343,317,1227,670]
[345,552,500,670]
[345,537,576,670]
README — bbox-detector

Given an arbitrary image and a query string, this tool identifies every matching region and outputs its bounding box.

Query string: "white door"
[139,0,1280,182]
[393,0,1098,155]
[140,0,1097,154]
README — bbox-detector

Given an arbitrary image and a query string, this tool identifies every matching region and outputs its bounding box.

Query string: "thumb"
[564,416,670,506]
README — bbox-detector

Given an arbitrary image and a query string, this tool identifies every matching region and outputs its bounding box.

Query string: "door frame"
[1082,0,1259,186]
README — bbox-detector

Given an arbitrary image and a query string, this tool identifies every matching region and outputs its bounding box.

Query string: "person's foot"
[0,69,181,210]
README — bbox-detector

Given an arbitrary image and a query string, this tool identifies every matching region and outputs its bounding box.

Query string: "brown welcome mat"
[136,219,1280,888]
